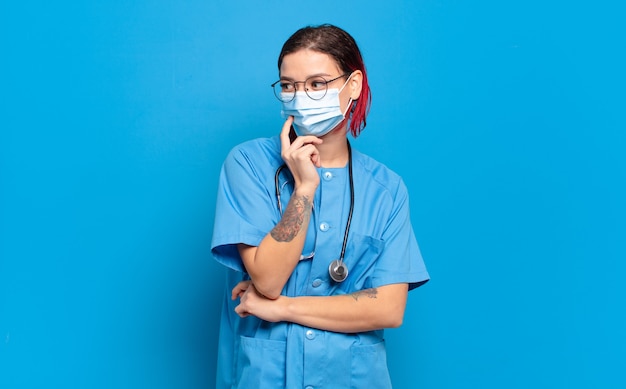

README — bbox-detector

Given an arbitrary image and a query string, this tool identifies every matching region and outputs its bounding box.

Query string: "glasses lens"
[305,77,328,100]
[273,80,295,102]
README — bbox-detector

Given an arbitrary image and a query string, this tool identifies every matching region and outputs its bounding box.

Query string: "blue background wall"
[1,1,624,388]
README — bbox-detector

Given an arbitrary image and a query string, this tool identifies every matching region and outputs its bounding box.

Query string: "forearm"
[280,283,409,333]
[240,187,315,299]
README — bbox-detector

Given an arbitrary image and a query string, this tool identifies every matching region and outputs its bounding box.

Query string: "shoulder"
[226,136,281,163]
[223,136,282,172]
[352,148,407,198]
[219,136,283,186]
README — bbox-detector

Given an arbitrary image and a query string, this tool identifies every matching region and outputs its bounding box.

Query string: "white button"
[319,222,329,232]
[312,279,322,288]
[305,386,314,389]
[305,330,315,340]
[323,171,333,180]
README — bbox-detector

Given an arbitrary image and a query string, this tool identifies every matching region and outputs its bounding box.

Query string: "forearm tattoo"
[350,288,378,301]
[271,195,312,242]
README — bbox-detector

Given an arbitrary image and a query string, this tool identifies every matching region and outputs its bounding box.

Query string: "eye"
[308,78,327,91]
[280,82,295,92]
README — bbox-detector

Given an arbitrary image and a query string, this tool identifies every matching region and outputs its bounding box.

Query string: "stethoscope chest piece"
[329,260,349,283]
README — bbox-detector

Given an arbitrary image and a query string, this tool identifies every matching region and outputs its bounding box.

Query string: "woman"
[211,24,429,388]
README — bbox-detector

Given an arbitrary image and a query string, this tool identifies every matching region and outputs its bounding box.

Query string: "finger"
[311,151,321,167]
[296,144,321,167]
[231,281,251,300]
[290,143,321,162]
[232,290,245,300]
[280,116,294,151]
[290,135,323,149]
[234,304,248,318]
[231,286,242,300]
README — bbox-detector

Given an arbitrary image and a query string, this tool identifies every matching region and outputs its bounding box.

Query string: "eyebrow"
[279,73,333,81]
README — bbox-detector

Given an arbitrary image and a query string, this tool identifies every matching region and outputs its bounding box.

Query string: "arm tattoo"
[350,288,378,301]
[270,195,312,242]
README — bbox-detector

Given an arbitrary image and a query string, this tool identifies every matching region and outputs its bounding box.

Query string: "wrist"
[293,185,316,199]
[277,295,293,322]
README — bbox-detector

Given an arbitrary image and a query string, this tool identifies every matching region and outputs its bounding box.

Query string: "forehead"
[279,49,341,79]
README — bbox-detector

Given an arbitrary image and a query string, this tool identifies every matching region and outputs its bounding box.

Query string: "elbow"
[389,315,404,328]
[370,312,403,330]
[379,305,405,329]
[259,289,281,300]
[245,268,284,300]
[251,279,282,300]
[380,314,404,328]
[377,284,408,329]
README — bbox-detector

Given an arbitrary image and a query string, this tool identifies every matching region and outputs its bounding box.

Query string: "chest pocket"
[343,232,385,290]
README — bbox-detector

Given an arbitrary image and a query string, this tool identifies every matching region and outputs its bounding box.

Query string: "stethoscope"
[274,141,354,283]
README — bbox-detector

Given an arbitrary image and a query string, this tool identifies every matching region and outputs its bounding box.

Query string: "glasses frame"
[271,73,350,103]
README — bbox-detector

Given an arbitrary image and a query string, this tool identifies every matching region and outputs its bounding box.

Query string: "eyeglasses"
[271,73,350,103]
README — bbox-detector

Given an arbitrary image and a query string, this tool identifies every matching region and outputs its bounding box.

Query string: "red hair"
[277,24,372,137]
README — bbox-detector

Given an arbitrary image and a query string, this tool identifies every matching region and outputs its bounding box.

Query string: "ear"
[348,70,363,100]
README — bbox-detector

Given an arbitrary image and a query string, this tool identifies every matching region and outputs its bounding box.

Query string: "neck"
[318,125,350,168]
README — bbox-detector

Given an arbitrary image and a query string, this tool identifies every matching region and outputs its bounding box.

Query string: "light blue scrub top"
[212,136,429,389]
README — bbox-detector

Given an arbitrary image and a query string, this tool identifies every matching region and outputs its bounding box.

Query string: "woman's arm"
[239,117,322,299]
[232,281,409,333]
[238,187,314,299]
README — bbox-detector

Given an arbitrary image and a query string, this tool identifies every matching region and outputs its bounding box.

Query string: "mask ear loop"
[338,72,354,94]
[338,72,355,118]
[342,98,353,117]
